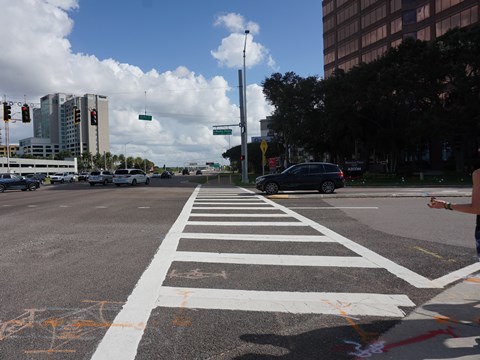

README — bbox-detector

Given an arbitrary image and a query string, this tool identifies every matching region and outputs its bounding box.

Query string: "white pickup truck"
[50,172,77,184]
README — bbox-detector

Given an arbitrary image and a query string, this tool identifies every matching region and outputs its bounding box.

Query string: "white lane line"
[95,206,107,209]
[433,262,480,287]
[173,252,379,267]
[245,188,440,288]
[180,233,333,242]
[192,206,277,210]
[189,213,291,218]
[27,205,38,208]
[186,221,306,227]
[59,205,70,208]
[138,206,151,209]
[90,186,200,360]
[290,207,379,210]
[156,287,414,318]
[1,205,12,207]
[191,202,265,205]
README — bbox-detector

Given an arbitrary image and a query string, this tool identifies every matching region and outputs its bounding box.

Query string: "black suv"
[255,162,345,195]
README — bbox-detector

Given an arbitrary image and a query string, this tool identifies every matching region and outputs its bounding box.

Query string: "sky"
[0,0,324,167]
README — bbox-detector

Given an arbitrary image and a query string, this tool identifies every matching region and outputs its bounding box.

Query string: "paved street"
[0,179,478,359]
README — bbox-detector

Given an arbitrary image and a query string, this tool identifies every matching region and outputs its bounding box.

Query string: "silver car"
[113,169,150,186]
[88,170,113,186]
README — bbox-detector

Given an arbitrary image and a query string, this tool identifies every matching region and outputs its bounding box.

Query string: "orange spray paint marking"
[172,290,193,327]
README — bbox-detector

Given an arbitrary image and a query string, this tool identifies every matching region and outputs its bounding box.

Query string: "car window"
[104,171,111,175]
[290,165,308,175]
[115,169,129,175]
[324,164,340,172]
[90,171,101,175]
[308,164,325,174]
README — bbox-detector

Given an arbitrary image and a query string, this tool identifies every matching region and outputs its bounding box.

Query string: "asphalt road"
[0,178,477,359]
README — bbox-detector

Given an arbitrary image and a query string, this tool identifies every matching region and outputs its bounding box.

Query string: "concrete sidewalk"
[365,271,480,360]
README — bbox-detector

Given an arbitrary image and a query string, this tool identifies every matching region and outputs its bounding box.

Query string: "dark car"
[0,173,40,193]
[182,168,190,175]
[25,173,47,183]
[255,162,345,195]
[160,171,172,179]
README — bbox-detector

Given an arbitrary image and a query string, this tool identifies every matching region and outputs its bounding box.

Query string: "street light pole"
[124,142,131,169]
[241,29,250,184]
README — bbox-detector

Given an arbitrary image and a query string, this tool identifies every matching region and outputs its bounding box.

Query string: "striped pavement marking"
[94,185,468,360]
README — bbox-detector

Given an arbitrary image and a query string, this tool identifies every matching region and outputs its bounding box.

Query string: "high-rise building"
[322,0,479,77]
[28,93,110,157]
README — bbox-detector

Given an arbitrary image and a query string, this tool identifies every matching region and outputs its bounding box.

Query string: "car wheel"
[0,184,5,193]
[132,179,137,186]
[320,180,335,194]
[61,179,64,183]
[28,183,37,191]
[145,178,150,185]
[103,180,107,186]
[264,182,279,195]
[90,183,95,186]
[115,184,121,187]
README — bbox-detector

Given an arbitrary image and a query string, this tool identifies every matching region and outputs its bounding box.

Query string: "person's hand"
[428,197,447,209]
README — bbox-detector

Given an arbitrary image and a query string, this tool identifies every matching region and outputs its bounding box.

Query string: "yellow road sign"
[260,139,268,154]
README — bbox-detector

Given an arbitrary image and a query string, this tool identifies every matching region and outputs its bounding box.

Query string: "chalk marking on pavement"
[156,287,414,318]
[173,252,379,267]
[245,187,441,288]
[180,233,333,242]
[433,262,480,287]
[90,186,200,360]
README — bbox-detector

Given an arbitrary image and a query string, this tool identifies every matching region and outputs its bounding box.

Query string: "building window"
[324,50,336,65]
[435,0,464,14]
[323,0,334,16]
[403,32,417,40]
[416,3,430,22]
[403,9,416,25]
[417,26,431,41]
[324,16,335,32]
[391,17,402,33]
[436,5,478,36]
[325,32,336,48]
[336,0,350,8]
[361,0,379,10]
[362,24,387,47]
[338,38,359,59]
[338,57,359,72]
[337,20,359,42]
[390,0,402,13]
[362,4,387,28]
[337,2,358,25]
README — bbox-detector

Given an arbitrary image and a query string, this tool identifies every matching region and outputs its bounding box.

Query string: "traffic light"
[73,106,81,125]
[21,104,30,123]
[240,154,245,161]
[90,109,98,126]
[3,102,11,121]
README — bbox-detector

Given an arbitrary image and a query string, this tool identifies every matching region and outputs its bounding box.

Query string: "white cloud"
[0,1,273,166]
[211,13,277,70]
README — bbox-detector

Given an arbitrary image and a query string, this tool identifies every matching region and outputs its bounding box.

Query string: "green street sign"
[213,129,232,135]
[138,114,152,121]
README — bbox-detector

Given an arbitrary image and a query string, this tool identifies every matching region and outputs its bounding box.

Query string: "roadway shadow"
[234,303,480,360]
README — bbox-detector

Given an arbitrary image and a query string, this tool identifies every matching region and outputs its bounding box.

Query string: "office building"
[28,93,110,157]
[323,0,479,77]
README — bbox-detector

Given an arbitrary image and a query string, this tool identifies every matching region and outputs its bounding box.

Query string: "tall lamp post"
[241,29,250,184]
[124,142,131,169]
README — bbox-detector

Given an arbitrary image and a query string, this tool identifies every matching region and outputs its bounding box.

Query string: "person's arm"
[428,169,480,214]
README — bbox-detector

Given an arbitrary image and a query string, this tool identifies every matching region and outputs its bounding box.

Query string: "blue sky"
[68,0,324,87]
[0,0,324,167]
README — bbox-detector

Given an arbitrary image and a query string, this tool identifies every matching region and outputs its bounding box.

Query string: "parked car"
[78,172,90,181]
[151,173,162,178]
[24,173,47,183]
[88,170,113,186]
[0,173,40,193]
[195,170,203,175]
[182,168,190,175]
[50,172,76,184]
[113,169,150,186]
[255,162,345,195]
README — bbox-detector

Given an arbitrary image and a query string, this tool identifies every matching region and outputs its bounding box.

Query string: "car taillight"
[339,170,344,177]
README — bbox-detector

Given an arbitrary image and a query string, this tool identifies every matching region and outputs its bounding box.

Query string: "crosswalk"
[91,186,439,360]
